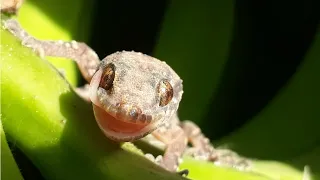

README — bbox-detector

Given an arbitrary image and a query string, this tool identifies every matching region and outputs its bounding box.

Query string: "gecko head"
[89,51,183,142]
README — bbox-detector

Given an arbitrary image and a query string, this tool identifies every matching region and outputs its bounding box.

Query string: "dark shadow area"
[199,0,320,176]
[203,0,320,139]
[8,142,45,180]
[24,0,168,56]
[287,146,320,179]
[89,0,169,58]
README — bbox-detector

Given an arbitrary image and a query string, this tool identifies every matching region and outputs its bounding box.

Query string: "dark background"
[88,0,319,139]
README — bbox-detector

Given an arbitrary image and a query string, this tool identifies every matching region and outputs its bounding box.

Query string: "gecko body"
[3,18,250,174]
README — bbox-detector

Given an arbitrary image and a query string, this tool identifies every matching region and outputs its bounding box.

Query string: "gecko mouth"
[92,104,155,141]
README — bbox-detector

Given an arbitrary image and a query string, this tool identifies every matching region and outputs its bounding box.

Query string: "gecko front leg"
[148,114,216,174]
[151,121,188,173]
[181,120,217,161]
[3,19,100,82]
[1,0,24,14]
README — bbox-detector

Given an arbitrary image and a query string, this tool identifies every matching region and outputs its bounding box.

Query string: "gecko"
[0,0,24,13]
[2,18,251,175]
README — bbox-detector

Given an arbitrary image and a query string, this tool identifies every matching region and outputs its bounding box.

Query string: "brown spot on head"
[99,63,115,91]
[145,115,153,123]
[140,114,147,123]
[158,79,173,107]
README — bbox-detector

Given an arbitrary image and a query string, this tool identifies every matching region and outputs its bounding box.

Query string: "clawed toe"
[145,153,164,165]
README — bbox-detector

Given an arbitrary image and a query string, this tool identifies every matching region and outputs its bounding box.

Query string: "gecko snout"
[114,103,152,124]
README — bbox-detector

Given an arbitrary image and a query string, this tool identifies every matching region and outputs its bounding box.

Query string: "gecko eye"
[158,80,173,107]
[99,63,115,90]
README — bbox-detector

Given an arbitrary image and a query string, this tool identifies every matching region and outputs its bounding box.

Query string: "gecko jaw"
[92,103,157,142]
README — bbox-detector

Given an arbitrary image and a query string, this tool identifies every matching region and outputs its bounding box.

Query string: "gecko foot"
[144,153,156,162]
[145,153,164,166]
[144,153,189,176]
[0,0,24,14]
[210,148,251,171]
[184,147,216,161]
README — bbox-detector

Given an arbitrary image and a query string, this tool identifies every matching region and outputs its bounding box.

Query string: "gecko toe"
[144,153,156,162]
